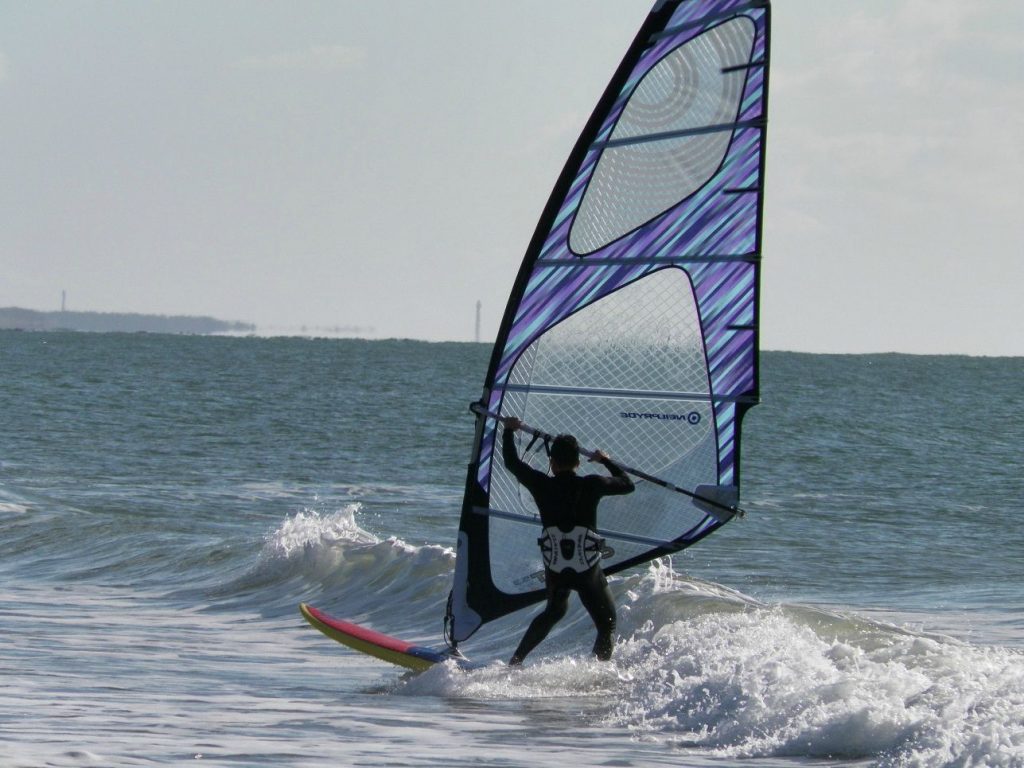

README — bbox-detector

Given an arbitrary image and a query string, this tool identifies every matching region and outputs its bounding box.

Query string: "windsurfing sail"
[446,0,770,647]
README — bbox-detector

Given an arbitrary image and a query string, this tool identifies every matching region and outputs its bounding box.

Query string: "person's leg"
[509,574,570,665]
[576,567,616,661]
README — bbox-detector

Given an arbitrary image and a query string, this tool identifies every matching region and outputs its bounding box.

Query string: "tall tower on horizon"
[61,290,66,313]
[475,300,481,343]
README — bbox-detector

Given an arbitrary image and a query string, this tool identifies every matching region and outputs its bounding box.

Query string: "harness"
[538,526,605,573]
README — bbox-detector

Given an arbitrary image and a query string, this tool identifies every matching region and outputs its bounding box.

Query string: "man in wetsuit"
[501,416,635,665]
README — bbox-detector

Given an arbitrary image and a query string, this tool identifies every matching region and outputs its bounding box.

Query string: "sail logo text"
[620,411,701,424]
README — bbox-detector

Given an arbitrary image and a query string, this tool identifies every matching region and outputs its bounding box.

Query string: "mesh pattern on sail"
[570,17,755,254]
[508,269,709,396]
[489,269,717,594]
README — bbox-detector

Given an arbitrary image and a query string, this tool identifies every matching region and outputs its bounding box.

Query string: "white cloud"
[231,45,366,73]
[780,3,1009,95]
[762,1,1024,354]
[774,1,1023,208]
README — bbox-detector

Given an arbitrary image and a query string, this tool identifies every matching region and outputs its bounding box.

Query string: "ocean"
[1,331,1021,767]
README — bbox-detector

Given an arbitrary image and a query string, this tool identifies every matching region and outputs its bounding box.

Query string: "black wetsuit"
[502,427,634,664]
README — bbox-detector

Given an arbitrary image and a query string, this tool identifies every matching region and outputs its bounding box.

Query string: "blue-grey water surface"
[1,332,1021,766]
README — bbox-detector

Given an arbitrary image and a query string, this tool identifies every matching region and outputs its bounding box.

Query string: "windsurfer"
[501,416,635,665]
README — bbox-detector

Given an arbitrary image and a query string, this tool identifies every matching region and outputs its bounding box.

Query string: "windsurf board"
[299,603,472,671]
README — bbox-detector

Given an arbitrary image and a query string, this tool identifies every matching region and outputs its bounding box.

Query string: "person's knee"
[544,600,569,622]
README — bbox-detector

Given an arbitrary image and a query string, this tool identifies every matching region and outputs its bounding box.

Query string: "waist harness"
[538,526,604,573]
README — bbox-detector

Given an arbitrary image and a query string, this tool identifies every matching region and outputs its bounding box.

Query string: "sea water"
[0,331,1021,767]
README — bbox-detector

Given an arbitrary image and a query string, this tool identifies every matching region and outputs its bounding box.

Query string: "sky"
[1,1,1021,355]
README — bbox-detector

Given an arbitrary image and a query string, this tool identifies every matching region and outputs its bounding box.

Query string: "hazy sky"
[1,1,1021,354]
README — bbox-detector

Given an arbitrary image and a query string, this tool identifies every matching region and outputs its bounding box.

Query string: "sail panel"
[486,268,717,595]
[570,16,756,254]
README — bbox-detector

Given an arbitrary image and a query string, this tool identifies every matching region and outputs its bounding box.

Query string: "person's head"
[549,434,580,473]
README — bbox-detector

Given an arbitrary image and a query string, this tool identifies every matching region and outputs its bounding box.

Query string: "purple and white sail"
[447,0,770,646]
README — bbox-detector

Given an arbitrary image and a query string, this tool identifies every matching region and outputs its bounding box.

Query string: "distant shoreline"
[0,307,254,335]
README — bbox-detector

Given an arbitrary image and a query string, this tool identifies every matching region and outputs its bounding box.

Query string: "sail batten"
[535,253,759,267]
[600,117,766,149]
[445,0,770,647]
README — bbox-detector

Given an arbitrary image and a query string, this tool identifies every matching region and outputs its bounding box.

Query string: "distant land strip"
[0,307,255,335]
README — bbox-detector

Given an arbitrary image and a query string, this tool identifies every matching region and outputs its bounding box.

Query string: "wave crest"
[262,503,378,559]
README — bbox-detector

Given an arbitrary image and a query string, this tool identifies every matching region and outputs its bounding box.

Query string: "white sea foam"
[391,560,1024,766]
[614,610,1024,765]
[262,503,378,558]
[277,532,1024,766]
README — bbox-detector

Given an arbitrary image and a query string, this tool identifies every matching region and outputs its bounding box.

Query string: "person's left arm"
[590,451,634,495]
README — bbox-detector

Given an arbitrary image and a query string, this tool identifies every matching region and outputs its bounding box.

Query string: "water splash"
[388,559,1024,766]
[261,503,378,559]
